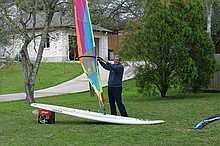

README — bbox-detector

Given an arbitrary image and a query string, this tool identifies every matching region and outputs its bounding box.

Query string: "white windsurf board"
[31,103,165,125]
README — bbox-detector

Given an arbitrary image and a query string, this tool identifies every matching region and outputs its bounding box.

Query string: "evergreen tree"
[122,0,216,97]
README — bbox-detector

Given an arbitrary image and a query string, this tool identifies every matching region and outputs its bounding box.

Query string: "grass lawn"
[0,80,220,145]
[0,62,83,94]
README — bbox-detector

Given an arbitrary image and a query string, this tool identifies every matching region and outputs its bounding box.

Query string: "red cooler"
[38,109,55,124]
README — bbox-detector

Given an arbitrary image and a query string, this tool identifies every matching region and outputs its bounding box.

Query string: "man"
[98,55,128,117]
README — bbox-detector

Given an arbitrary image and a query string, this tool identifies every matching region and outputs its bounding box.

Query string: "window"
[69,35,78,60]
[44,35,50,48]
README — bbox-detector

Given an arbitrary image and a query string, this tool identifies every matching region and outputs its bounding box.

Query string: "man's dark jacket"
[99,62,124,87]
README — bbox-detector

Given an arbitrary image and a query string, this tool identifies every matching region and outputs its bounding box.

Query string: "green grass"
[0,62,83,94]
[0,80,220,145]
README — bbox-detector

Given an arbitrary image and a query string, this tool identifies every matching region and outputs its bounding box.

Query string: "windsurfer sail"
[74,0,106,114]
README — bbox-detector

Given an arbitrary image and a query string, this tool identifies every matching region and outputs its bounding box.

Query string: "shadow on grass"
[55,120,116,125]
[162,94,218,100]
[132,92,220,102]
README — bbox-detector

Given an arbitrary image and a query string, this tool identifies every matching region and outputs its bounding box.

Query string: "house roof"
[27,12,113,33]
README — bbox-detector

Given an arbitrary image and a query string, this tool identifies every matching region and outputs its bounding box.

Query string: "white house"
[4,12,113,62]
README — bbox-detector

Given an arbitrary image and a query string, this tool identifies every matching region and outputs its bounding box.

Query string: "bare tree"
[0,0,70,103]
[89,0,145,31]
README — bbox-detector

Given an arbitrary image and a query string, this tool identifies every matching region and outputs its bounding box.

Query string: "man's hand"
[97,56,104,62]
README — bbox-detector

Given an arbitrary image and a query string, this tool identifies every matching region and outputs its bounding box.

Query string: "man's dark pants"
[108,86,128,117]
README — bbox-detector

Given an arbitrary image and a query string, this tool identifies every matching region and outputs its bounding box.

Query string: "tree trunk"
[160,89,167,98]
[24,80,35,104]
[159,83,168,98]
[20,40,36,104]
[206,3,213,34]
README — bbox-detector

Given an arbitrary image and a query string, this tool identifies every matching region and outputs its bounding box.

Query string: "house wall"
[108,34,123,50]
[41,30,69,62]
[5,28,109,62]
[94,32,108,60]
[108,34,124,60]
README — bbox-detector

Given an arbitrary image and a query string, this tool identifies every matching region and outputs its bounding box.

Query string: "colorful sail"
[74,0,106,114]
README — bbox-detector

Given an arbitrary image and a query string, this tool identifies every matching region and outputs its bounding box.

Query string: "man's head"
[114,55,121,65]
